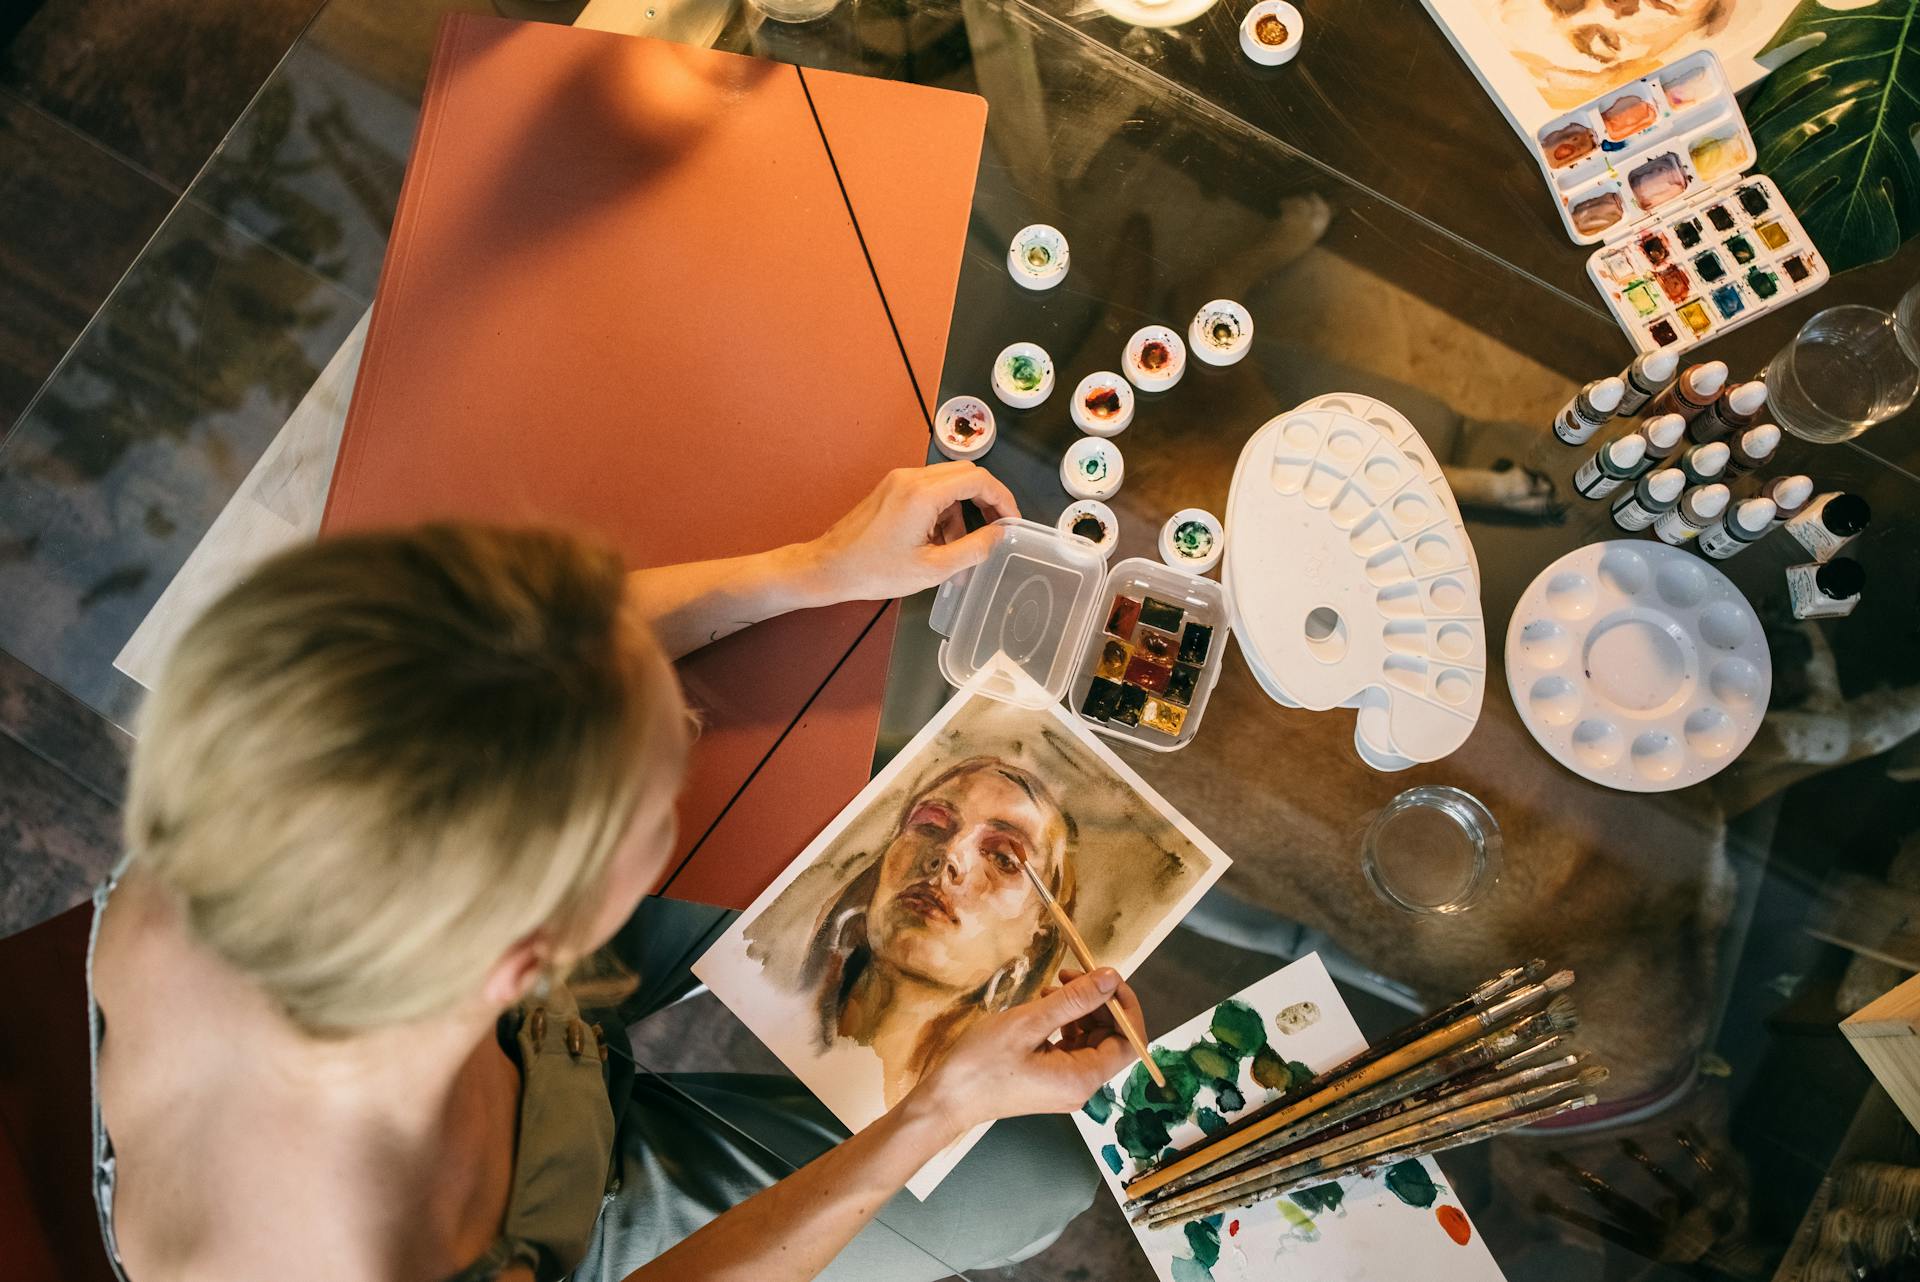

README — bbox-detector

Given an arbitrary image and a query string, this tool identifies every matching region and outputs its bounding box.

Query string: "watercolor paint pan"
[1070,557,1232,752]
[1587,174,1828,354]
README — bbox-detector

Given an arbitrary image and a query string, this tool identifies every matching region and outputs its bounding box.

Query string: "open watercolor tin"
[930,520,1231,749]
[1530,50,1828,353]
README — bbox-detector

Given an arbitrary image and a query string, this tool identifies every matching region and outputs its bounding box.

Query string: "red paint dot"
[1228,1219,1240,1236]
[1436,1204,1472,1245]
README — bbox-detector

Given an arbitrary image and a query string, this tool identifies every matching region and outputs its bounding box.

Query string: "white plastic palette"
[1226,396,1486,770]
[1505,541,1770,792]
[1525,49,1829,353]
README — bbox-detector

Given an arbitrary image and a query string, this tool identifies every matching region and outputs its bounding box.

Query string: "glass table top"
[2,0,1915,1277]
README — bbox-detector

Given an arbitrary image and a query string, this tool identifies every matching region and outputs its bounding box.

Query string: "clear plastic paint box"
[930,519,1230,749]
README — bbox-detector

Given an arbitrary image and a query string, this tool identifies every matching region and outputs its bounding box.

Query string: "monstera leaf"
[1747,0,1920,274]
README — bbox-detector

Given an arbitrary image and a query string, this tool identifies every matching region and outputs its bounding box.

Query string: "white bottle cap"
[1189,300,1254,366]
[1061,436,1124,500]
[992,342,1055,409]
[1688,360,1729,399]
[1608,433,1648,466]
[1646,468,1686,502]
[932,395,996,461]
[1123,326,1186,391]
[1069,372,1135,436]
[1732,497,1777,535]
[1738,422,1780,457]
[1159,508,1225,573]
[1006,225,1069,291]
[1726,381,1768,416]
[1589,376,1626,414]
[1688,483,1731,520]
[1057,499,1119,557]
[1770,474,1814,510]
[1689,441,1730,477]
[1643,413,1686,451]
[1640,349,1680,383]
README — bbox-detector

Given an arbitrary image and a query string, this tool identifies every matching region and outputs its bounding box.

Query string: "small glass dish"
[1360,786,1501,914]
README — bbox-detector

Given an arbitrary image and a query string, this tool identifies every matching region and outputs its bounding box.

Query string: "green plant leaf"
[1747,0,1920,273]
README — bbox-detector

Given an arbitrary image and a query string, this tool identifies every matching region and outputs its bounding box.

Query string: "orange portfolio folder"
[321,15,986,908]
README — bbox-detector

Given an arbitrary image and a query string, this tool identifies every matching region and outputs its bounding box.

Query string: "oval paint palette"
[1071,371,1136,436]
[1505,542,1768,792]
[1123,325,1186,392]
[932,395,995,461]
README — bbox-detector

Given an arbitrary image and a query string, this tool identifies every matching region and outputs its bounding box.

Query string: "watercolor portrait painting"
[1072,955,1509,1282]
[694,661,1230,1196]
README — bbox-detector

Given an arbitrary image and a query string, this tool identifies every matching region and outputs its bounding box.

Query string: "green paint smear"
[1290,1182,1345,1215]
[1212,1079,1246,1113]
[1195,1106,1227,1135]
[1170,1259,1215,1282]
[1115,1108,1173,1161]
[1123,1049,1203,1115]
[1184,1216,1224,1268]
[1252,1047,1316,1093]
[1173,522,1215,556]
[1101,1144,1124,1174]
[1082,1084,1116,1124]
[1189,1040,1239,1080]
[1210,1000,1267,1055]
[1275,1197,1321,1240]
[1385,1159,1439,1208]
[1006,355,1042,391]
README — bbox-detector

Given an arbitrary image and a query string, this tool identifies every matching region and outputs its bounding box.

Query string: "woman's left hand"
[798,463,1020,605]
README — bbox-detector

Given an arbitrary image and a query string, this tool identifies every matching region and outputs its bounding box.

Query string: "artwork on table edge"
[694,656,1231,1198]
[1072,954,1510,1282]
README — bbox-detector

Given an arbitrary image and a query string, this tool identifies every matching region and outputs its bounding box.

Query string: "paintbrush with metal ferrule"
[1127,1007,1578,1213]
[1123,970,1575,1203]
[1145,1089,1603,1230]
[1130,959,1547,1176]
[1133,1051,1587,1223]
[1014,854,1165,1089]
[1141,1066,1609,1231]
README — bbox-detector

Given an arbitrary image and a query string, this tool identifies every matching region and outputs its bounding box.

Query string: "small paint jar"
[1159,508,1223,574]
[1057,499,1119,558]
[1061,436,1124,501]
[1785,491,1870,562]
[1787,557,1864,619]
[1189,300,1254,366]
[1070,372,1135,436]
[1240,0,1303,65]
[931,395,996,461]
[1006,224,1069,292]
[1123,325,1186,392]
[992,342,1055,409]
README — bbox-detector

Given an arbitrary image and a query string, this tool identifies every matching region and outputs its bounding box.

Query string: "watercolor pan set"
[1225,399,1487,769]
[930,520,1231,750]
[1527,50,1827,353]
[1071,558,1230,751]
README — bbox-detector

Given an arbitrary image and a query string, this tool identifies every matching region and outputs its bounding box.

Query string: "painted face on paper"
[866,764,1067,994]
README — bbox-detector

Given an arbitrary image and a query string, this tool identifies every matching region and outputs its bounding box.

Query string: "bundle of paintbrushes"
[1121,960,1602,1229]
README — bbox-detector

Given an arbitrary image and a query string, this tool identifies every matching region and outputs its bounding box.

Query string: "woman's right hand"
[913,968,1146,1137]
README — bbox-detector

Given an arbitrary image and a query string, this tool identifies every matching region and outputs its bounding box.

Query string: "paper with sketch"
[1417,0,1803,139]
[1072,955,1508,1282]
[694,658,1230,1198]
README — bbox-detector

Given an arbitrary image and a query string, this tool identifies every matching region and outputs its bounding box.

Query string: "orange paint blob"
[1436,1204,1472,1245]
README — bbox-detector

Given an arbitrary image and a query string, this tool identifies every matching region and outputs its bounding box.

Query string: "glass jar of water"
[1767,303,1920,444]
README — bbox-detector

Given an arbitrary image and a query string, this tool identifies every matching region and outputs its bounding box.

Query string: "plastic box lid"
[930,518,1107,706]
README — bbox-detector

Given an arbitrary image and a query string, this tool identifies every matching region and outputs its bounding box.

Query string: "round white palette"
[1505,541,1770,793]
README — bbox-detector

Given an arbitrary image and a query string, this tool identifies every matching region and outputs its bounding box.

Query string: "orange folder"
[321,15,986,908]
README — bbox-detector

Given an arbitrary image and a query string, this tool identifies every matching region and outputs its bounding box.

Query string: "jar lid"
[1824,492,1871,535]
[930,518,1108,705]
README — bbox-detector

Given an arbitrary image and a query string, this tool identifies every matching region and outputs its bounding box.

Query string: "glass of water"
[1767,304,1920,444]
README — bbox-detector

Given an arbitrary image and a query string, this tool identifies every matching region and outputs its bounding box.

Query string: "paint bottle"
[1787,557,1864,619]
[1553,376,1626,446]
[1655,482,1730,545]
[1678,440,1730,487]
[1611,466,1686,532]
[1785,491,1870,561]
[1723,423,1780,480]
[1628,413,1688,477]
[1573,433,1647,499]
[1762,474,1815,529]
[1646,360,1728,422]
[1699,497,1778,561]
[1613,349,1680,418]
[1686,379,1768,443]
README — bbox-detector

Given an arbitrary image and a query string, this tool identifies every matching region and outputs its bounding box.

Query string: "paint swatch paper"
[1072,956,1509,1282]
[695,657,1231,1198]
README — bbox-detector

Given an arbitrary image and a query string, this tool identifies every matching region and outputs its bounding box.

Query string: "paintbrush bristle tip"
[1523,959,1550,979]
[1544,969,1576,991]
[1545,995,1578,1029]
[1577,1065,1609,1084]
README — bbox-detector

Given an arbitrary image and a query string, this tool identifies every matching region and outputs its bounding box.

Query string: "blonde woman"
[89,462,1146,1282]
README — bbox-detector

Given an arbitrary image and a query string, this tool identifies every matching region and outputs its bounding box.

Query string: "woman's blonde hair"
[126,524,690,1034]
